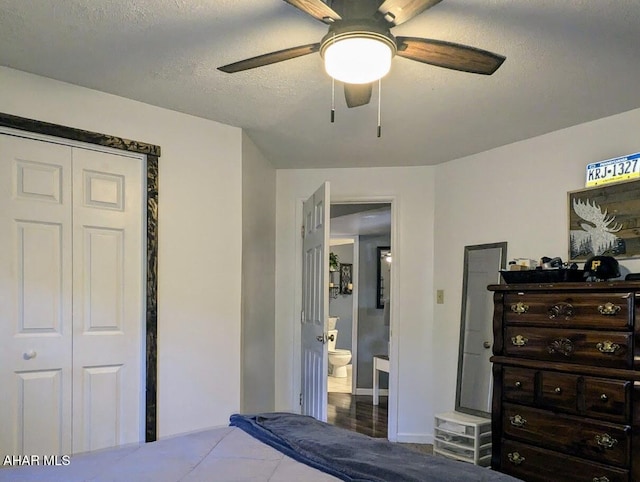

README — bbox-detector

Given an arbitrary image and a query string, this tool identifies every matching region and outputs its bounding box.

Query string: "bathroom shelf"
[433,411,491,466]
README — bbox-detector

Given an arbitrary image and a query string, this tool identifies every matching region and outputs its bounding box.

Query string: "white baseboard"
[355,388,389,396]
[396,433,434,444]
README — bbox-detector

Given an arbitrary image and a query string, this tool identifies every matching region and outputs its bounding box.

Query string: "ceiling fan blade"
[344,83,373,108]
[377,0,443,26]
[396,37,505,75]
[283,0,342,24]
[218,43,320,73]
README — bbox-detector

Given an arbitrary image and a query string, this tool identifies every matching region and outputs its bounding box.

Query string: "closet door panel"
[71,147,144,453]
[0,134,73,456]
[83,227,124,332]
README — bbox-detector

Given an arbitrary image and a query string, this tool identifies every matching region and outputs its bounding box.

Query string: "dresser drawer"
[502,367,631,421]
[501,439,629,482]
[539,371,578,412]
[505,327,632,368]
[502,403,631,467]
[584,378,631,423]
[504,292,632,329]
[503,367,535,404]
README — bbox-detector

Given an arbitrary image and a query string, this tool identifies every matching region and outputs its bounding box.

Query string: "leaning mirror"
[455,242,507,417]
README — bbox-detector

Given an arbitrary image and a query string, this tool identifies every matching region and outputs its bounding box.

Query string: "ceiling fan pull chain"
[331,76,335,123]
[331,33,336,123]
[377,78,382,138]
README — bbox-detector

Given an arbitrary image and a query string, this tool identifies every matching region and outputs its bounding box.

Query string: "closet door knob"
[24,350,37,360]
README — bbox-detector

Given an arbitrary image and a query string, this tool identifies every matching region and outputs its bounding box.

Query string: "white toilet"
[328,328,352,378]
[328,316,339,331]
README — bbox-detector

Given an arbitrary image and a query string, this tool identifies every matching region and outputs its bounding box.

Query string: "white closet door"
[0,133,144,457]
[71,147,144,453]
[0,134,74,456]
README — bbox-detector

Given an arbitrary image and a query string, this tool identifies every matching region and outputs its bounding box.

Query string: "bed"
[1,412,521,481]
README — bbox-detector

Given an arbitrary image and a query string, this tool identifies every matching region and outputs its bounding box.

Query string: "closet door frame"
[0,113,160,442]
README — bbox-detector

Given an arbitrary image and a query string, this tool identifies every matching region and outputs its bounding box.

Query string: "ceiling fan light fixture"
[323,36,394,84]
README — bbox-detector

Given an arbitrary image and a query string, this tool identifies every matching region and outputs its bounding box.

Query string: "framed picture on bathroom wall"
[568,179,640,261]
[339,263,352,295]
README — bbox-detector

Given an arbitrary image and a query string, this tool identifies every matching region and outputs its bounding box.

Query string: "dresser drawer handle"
[595,433,618,449]
[600,393,608,402]
[554,387,562,394]
[511,302,529,314]
[507,451,525,465]
[548,338,574,356]
[511,335,528,347]
[593,477,610,482]
[548,302,574,320]
[509,414,527,428]
[514,381,522,389]
[598,302,621,316]
[596,341,620,354]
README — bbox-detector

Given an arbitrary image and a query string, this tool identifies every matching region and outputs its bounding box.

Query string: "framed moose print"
[568,179,640,261]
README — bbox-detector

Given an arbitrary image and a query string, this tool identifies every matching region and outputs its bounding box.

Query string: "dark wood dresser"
[488,282,640,482]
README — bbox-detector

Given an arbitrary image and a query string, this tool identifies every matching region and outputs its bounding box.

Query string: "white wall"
[241,132,276,413]
[276,107,640,444]
[0,67,243,438]
[6,65,639,447]
[275,167,436,442]
[433,107,640,421]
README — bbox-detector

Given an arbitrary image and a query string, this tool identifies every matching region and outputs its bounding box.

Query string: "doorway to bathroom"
[327,203,391,437]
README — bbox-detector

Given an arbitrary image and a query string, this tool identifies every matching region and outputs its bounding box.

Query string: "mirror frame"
[455,241,507,418]
[376,246,391,309]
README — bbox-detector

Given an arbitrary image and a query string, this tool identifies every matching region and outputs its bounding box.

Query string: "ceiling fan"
[218,0,506,108]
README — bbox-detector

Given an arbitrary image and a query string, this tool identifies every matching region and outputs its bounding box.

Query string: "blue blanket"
[230,412,521,482]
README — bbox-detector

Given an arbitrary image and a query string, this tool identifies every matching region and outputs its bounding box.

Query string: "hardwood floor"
[327,392,434,455]
[327,392,388,438]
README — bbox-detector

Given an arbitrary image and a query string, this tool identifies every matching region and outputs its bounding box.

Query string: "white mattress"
[0,426,341,482]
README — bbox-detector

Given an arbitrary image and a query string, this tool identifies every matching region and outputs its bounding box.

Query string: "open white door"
[301,182,329,420]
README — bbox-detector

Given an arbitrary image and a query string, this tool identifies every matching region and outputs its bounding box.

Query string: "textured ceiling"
[1,0,639,169]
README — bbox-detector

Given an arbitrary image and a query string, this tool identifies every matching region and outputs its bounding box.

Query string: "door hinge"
[299,393,303,406]
[301,225,305,238]
[301,310,304,324]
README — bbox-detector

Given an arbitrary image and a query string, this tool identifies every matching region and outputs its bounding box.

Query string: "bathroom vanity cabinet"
[488,281,640,482]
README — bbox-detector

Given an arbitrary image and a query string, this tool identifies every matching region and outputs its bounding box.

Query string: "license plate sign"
[586,152,640,187]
